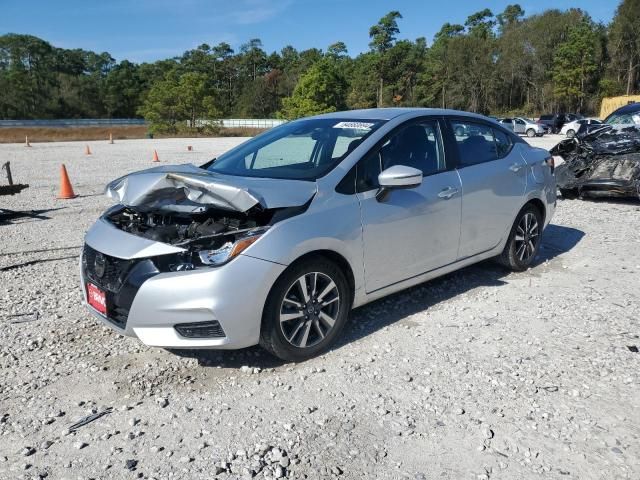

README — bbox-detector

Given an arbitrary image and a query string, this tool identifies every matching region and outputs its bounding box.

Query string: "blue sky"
[0,0,619,63]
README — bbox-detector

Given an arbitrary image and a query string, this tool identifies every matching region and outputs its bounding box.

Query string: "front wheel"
[497,204,543,271]
[260,257,351,362]
[526,128,536,138]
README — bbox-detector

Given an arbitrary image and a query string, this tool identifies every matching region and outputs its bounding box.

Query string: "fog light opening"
[174,321,225,338]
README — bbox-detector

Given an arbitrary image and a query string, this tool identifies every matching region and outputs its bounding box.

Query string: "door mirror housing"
[376,165,423,201]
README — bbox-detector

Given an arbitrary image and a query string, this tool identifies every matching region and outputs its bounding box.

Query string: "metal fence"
[0,119,146,128]
[219,119,285,128]
[0,118,285,129]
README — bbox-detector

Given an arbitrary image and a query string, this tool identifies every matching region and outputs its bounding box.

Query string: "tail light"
[545,156,555,174]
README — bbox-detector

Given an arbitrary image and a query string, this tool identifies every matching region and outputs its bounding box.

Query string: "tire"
[497,204,543,272]
[559,188,578,199]
[566,129,575,139]
[260,257,351,362]
[526,128,536,138]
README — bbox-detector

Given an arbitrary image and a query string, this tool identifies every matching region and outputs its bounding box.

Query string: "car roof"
[608,102,640,116]
[309,108,494,122]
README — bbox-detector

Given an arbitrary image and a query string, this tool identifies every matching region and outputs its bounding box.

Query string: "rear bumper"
[81,219,286,349]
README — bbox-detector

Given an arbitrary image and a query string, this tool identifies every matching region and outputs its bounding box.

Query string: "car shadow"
[173,223,584,368]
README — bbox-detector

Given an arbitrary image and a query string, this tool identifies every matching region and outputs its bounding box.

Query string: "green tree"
[552,19,600,111]
[607,0,640,95]
[369,11,403,106]
[139,71,219,134]
[279,60,347,119]
[497,4,525,32]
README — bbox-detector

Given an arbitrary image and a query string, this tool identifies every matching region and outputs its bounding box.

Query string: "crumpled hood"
[105,164,317,212]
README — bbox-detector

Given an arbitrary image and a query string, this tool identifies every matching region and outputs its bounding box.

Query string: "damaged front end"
[101,164,315,269]
[551,125,640,200]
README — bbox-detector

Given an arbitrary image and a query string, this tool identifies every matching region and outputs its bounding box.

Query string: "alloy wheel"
[514,212,539,262]
[279,272,340,348]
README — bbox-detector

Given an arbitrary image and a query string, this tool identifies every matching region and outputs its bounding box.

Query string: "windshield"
[605,107,640,125]
[207,118,385,180]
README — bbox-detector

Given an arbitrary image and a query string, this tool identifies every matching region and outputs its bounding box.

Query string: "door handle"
[438,186,459,199]
[509,163,524,172]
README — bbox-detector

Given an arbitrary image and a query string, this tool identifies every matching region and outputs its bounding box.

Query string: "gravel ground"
[0,134,638,480]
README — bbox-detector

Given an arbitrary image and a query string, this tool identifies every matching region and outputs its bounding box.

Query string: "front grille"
[83,245,137,293]
[82,244,159,330]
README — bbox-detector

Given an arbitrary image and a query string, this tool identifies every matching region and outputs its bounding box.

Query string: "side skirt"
[352,246,503,308]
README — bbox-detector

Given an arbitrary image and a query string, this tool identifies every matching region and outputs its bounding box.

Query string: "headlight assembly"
[197,229,266,267]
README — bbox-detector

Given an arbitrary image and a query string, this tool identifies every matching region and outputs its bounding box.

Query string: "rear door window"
[450,120,513,166]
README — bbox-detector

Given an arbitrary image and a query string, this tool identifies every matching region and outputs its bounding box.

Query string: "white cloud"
[228,0,293,25]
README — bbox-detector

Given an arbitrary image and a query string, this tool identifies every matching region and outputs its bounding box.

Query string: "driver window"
[356,121,445,192]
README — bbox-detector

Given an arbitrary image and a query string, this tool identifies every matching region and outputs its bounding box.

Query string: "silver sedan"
[81,108,556,361]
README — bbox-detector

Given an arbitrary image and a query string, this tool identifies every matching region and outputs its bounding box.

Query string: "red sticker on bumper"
[87,283,107,315]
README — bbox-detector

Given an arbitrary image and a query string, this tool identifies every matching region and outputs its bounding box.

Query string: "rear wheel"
[498,204,543,271]
[260,257,351,362]
[526,128,536,138]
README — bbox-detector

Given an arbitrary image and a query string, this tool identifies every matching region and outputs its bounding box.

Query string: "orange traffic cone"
[152,150,160,162]
[25,136,31,147]
[187,145,193,151]
[57,164,77,199]
[109,132,114,144]
[85,145,92,155]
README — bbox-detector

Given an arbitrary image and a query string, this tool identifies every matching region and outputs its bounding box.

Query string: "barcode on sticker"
[333,121,374,130]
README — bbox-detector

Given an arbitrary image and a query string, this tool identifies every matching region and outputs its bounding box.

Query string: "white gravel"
[0,134,639,479]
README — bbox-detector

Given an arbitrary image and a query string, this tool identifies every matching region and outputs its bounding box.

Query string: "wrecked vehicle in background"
[551,125,640,200]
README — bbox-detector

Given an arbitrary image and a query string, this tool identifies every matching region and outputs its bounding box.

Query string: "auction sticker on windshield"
[333,121,375,130]
[87,283,107,315]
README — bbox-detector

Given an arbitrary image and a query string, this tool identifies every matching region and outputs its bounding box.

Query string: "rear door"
[446,118,527,259]
[356,118,462,292]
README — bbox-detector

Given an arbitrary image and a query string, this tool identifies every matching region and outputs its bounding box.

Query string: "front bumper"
[81,218,286,349]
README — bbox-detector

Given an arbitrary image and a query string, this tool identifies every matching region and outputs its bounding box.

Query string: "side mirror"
[376,165,423,201]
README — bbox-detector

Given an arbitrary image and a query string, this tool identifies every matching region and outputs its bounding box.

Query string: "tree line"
[0,1,638,133]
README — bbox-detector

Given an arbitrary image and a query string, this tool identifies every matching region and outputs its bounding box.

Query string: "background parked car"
[499,117,546,137]
[537,113,583,133]
[561,118,602,138]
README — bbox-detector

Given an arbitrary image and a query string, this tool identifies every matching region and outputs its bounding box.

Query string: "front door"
[356,119,462,293]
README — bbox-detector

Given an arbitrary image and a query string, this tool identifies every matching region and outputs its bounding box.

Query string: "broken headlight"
[197,229,267,267]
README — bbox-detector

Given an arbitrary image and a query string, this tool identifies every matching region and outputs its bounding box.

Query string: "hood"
[105,164,317,213]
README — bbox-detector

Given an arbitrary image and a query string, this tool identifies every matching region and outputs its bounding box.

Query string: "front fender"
[243,191,366,303]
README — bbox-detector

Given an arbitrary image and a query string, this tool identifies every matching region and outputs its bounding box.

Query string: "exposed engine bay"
[106,206,274,249]
[100,163,316,269]
[552,125,640,200]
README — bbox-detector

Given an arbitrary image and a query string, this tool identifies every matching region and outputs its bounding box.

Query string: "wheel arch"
[525,197,546,225]
[284,250,356,304]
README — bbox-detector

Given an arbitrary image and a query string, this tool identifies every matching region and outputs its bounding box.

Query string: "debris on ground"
[68,408,113,432]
